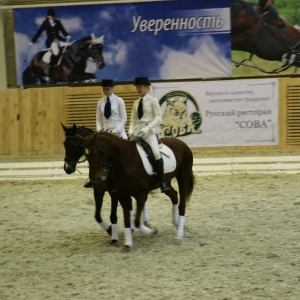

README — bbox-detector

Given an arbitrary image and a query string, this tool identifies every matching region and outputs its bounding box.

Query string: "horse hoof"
[173,236,183,245]
[121,245,131,253]
[175,235,183,239]
[151,226,158,235]
[109,240,118,247]
[144,221,152,228]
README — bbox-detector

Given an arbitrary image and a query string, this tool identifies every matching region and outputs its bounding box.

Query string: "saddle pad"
[42,52,63,65]
[136,143,176,175]
[42,51,52,64]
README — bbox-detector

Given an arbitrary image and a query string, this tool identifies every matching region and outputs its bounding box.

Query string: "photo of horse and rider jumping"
[14,0,300,86]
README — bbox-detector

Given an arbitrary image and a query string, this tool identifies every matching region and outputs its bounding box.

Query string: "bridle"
[233,4,300,74]
[64,135,86,172]
[88,43,105,68]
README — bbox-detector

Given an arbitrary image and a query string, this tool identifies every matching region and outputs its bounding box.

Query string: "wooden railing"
[1,77,300,156]
[1,155,300,180]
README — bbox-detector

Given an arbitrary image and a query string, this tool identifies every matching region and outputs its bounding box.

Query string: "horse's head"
[76,133,111,184]
[231,0,300,66]
[88,34,105,69]
[61,123,93,174]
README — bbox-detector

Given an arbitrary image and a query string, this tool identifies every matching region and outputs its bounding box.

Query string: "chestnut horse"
[231,0,300,69]
[77,131,195,251]
[62,124,140,246]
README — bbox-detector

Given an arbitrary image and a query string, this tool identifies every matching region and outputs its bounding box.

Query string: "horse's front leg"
[129,200,149,230]
[135,195,157,236]
[93,184,111,236]
[108,190,118,245]
[118,195,133,252]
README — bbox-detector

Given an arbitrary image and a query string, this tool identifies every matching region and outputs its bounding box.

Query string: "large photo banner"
[231,0,300,77]
[153,78,278,147]
[13,0,231,86]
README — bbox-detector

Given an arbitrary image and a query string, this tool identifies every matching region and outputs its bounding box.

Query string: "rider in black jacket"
[30,9,71,80]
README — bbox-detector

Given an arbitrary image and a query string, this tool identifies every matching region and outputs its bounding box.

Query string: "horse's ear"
[72,124,77,132]
[91,33,104,44]
[259,0,271,10]
[61,122,68,132]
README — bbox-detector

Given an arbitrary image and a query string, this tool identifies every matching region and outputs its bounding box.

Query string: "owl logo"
[159,91,202,138]
[162,96,189,127]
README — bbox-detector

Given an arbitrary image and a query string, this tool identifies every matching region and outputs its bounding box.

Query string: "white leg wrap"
[100,220,109,231]
[176,215,185,237]
[139,223,152,235]
[124,228,133,246]
[130,210,135,230]
[111,224,118,241]
[142,202,149,222]
[172,204,179,225]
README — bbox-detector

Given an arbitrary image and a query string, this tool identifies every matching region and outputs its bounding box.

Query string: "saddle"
[138,138,155,168]
[42,43,69,67]
[135,137,176,176]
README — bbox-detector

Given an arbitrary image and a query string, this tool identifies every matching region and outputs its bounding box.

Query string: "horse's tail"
[177,150,195,203]
[186,171,195,203]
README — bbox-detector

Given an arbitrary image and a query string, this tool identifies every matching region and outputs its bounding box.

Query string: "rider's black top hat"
[134,77,151,85]
[101,79,114,87]
[47,8,56,17]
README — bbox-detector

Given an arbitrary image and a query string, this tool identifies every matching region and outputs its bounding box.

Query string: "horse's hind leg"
[175,174,192,237]
[164,185,179,226]
[142,201,149,225]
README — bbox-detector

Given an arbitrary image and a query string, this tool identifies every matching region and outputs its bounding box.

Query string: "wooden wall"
[0,77,300,156]
[0,84,138,156]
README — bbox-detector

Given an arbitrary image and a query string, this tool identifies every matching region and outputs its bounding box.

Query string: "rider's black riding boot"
[156,158,170,193]
[49,54,58,72]
[46,54,59,82]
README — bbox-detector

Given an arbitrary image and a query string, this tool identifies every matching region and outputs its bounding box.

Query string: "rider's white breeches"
[143,133,161,160]
[51,42,59,56]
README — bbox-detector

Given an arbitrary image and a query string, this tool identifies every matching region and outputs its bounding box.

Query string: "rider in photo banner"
[29,8,72,82]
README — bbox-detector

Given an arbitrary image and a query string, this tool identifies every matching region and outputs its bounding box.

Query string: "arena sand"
[1,170,300,300]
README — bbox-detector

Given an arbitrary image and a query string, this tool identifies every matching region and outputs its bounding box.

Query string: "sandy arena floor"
[1,169,300,299]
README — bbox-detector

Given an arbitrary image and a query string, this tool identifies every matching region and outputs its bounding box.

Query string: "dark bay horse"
[62,124,146,245]
[76,132,195,251]
[231,0,300,68]
[62,123,128,245]
[23,34,105,85]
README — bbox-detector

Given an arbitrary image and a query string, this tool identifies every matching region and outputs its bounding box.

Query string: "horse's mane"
[65,125,94,137]
[69,36,92,52]
[95,130,132,144]
[77,126,94,136]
